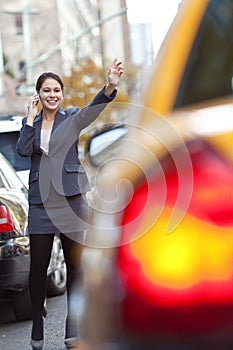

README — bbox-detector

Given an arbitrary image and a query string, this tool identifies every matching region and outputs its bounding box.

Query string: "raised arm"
[74,59,124,131]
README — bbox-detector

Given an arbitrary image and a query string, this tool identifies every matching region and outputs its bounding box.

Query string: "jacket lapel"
[52,107,67,133]
[33,108,67,153]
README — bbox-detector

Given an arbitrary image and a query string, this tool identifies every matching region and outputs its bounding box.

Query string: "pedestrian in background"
[16,59,124,350]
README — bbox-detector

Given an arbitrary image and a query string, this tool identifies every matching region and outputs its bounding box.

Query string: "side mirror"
[87,125,127,167]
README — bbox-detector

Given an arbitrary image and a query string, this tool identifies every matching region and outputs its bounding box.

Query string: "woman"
[16,59,123,350]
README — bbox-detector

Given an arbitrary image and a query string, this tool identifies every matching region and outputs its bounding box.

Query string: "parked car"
[78,0,233,349]
[0,114,30,187]
[0,153,66,321]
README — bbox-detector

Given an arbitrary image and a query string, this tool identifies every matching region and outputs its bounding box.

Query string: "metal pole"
[3,6,39,85]
[22,4,33,85]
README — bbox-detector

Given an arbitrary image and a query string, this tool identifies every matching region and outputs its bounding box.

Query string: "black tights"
[29,233,82,339]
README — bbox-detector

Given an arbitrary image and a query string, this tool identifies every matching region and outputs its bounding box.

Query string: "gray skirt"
[28,185,89,235]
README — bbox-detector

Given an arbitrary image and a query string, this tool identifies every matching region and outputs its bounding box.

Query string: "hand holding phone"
[27,94,40,121]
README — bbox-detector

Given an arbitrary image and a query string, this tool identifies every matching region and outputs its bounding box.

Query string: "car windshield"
[0,132,30,171]
[175,0,233,107]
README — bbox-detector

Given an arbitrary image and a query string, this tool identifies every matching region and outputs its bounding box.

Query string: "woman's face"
[39,78,63,111]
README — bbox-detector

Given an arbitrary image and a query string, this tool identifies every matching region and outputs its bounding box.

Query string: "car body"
[0,153,66,321]
[78,0,233,348]
[0,114,30,187]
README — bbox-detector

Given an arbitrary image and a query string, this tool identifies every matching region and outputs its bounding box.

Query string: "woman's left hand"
[104,59,124,96]
[107,58,124,87]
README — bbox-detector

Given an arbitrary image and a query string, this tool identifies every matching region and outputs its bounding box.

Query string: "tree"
[3,53,14,78]
[62,58,140,135]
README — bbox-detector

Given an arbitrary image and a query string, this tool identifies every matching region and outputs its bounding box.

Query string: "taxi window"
[175,0,233,107]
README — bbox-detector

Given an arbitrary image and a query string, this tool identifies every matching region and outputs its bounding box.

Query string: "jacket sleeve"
[16,117,36,157]
[74,86,117,131]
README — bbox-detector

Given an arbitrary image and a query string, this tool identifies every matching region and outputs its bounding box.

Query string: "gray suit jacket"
[16,87,117,204]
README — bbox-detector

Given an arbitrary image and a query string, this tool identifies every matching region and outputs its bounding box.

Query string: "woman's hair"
[36,72,64,93]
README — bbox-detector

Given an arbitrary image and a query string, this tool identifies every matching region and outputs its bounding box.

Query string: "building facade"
[0,0,129,113]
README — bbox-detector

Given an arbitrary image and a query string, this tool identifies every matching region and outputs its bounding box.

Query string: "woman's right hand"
[26,94,40,126]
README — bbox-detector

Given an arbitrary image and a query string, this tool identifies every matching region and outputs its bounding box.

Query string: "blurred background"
[0,0,181,115]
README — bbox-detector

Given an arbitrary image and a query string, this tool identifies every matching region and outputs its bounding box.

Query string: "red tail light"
[117,140,233,335]
[0,204,15,238]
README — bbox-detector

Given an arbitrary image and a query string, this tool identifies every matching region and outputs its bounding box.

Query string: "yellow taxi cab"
[79,0,233,348]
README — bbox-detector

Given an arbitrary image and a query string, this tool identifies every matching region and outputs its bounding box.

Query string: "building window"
[19,60,26,82]
[15,14,23,35]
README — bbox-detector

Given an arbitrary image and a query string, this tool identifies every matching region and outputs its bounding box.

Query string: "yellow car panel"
[142,0,209,115]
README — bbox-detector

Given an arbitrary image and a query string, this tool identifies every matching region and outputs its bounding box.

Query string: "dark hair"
[35,72,64,93]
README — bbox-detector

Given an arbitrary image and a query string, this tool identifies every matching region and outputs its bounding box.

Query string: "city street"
[0,294,67,350]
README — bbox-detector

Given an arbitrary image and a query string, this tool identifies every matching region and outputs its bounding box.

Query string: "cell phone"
[35,93,40,105]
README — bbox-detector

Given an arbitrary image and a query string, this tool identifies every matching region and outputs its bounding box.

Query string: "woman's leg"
[29,233,54,340]
[60,233,83,343]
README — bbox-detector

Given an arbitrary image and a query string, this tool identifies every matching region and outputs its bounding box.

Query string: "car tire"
[47,235,67,297]
[10,288,32,321]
